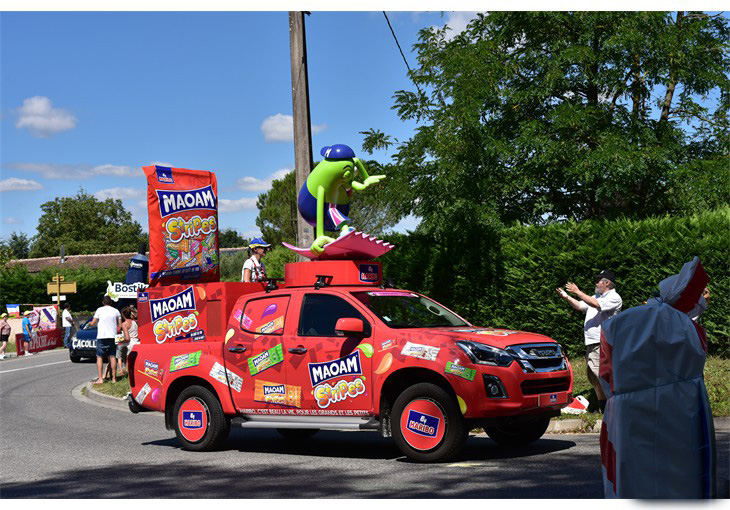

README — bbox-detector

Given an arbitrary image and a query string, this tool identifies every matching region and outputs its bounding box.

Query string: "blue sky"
[1,11,481,244]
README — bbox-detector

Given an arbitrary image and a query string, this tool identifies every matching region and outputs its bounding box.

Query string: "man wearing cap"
[0,313,11,360]
[557,270,622,412]
[241,238,270,283]
[21,310,34,356]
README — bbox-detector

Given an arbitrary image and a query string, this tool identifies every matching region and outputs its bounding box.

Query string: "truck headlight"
[456,341,514,367]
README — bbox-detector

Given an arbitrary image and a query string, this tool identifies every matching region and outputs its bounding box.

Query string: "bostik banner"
[144,165,220,287]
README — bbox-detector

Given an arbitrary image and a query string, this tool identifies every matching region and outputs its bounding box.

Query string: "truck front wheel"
[173,385,230,451]
[484,415,551,447]
[392,383,467,462]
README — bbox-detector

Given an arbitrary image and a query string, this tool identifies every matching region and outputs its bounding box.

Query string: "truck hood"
[424,327,557,350]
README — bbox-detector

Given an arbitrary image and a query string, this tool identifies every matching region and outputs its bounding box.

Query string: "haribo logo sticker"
[156,185,217,218]
[183,411,203,429]
[407,410,439,437]
[358,264,379,283]
[155,166,174,184]
[308,351,362,386]
[314,378,366,408]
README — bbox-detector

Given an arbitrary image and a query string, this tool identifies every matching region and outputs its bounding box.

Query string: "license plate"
[538,392,567,406]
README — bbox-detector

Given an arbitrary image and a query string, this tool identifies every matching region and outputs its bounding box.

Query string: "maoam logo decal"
[156,185,217,218]
[407,410,439,437]
[308,351,362,386]
[358,264,379,283]
[150,287,196,322]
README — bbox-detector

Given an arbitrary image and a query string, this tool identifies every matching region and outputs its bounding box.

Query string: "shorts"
[116,343,129,360]
[0,334,9,343]
[96,338,116,357]
[297,185,351,232]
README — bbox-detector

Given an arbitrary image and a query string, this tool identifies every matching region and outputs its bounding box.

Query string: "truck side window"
[298,294,371,337]
[240,295,290,336]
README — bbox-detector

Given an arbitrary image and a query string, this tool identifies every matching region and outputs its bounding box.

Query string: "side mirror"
[335,318,364,336]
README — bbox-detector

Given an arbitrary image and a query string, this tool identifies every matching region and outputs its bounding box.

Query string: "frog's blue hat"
[320,144,356,160]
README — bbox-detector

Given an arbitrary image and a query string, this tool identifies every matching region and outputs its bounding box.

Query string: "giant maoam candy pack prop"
[144,165,220,286]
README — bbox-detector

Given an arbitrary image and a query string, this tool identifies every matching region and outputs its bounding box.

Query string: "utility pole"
[289,11,314,255]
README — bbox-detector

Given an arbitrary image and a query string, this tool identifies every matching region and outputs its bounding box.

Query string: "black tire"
[69,354,81,363]
[276,428,319,440]
[173,385,230,451]
[484,415,551,447]
[392,382,467,462]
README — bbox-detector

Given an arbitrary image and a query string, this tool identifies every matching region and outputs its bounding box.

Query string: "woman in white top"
[241,237,271,283]
[120,306,139,374]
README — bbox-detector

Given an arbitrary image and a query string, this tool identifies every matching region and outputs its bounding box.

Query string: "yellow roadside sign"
[47,282,77,294]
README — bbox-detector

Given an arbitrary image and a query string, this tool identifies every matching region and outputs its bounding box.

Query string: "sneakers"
[24,352,33,356]
[0,354,5,360]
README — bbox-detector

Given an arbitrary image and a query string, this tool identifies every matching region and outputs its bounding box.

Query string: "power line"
[383,12,423,96]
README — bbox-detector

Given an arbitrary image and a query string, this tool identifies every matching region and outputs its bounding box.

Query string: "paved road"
[1,349,728,498]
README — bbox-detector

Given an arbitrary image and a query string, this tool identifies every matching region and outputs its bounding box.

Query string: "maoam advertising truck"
[127,259,573,462]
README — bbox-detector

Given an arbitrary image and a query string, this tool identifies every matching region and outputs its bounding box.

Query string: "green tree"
[255,162,403,246]
[363,11,730,227]
[255,170,297,246]
[218,228,247,248]
[2,232,31,259]
[30,189,147,258]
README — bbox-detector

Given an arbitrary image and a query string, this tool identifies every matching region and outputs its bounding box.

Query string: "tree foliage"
[1,232,31,260]
[363,11,730,229]
[218,228,248,248]
[255,162,404,246]
[30,189,147,258]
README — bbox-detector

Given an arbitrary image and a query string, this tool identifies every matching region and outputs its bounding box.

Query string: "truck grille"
[521,377,571,395]
[506,343,567,373]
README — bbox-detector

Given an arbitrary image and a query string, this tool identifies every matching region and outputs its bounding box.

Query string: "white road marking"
[0,360,71,374]
[447,462,486,468]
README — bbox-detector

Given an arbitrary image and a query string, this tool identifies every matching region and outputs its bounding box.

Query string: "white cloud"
[260,114,327,142]
[441,12,482,40]
[7,162,142,180]
[93,187,145,201]
[218,197,259,212]
[0,178,43,192]
[3,217,21,225]
[237,168,292,192]
[15,96,77,138]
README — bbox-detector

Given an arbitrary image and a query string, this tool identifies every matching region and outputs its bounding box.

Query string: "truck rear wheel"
[484,415,551,447]
[392,382,467,462]
[173,385,229,451]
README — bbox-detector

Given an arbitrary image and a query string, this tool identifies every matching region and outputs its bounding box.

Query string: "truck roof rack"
[265,278,284,293]
[314,275,332,290]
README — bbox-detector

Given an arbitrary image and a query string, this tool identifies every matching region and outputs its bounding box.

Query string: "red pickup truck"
[128,259,573,462]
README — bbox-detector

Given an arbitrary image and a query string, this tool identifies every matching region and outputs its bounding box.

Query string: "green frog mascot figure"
[297,144,386,254]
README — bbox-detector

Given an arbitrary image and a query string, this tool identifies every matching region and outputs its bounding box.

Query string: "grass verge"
[91,373,132,398]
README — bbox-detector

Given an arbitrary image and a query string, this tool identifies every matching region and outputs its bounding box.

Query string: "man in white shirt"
[557,270,622,413]
[89,295,122,384]
[61,302,75,349]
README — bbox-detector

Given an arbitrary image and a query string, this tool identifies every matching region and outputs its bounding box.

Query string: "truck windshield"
[352,291,469,329]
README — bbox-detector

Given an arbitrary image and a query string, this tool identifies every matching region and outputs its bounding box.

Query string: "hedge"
[381,208,729,358]
[0,265,126,313]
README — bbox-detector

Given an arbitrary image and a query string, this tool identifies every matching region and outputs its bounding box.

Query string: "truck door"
[286,292,374,415]
[223,294,291,412]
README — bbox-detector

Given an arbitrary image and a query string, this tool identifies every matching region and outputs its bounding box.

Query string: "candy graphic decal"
[170,350,202,372]
[401,342,440,362]
[261,303,277,320]
[356,343,374,358]
[209,362,243,392]
[444,362,476,381]
[254,380,302,407]
[135,383,152,405]
[374,353,393,375]
[247,344,284,376]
